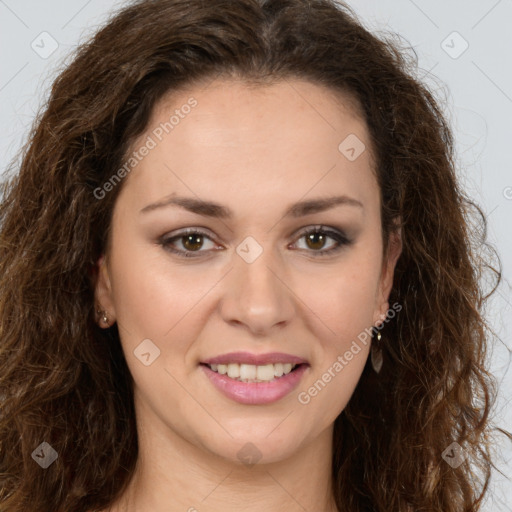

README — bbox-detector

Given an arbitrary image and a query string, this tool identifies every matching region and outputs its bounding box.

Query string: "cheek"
[298,342,370,425]
[296,247,382,346]
[107,242,215,418]
[108,233,214,359]
[293,258,377,425]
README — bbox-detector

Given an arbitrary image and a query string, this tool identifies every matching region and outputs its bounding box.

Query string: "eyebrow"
[139,194,363,218]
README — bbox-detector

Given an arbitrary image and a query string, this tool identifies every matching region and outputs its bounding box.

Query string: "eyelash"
[158,225,352,259]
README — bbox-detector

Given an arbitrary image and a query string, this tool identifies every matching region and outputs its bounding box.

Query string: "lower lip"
[200,363,309,405]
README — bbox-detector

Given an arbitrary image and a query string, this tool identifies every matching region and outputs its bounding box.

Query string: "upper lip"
[201,351,309,366]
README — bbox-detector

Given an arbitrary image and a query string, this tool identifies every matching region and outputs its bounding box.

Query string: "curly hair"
[0,0,507,510]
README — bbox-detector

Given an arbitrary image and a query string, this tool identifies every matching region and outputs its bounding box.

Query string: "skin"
[94,78,402,512]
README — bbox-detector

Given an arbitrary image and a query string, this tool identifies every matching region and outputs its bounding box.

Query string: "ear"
[93,253,116,328]
[373,221,402,326]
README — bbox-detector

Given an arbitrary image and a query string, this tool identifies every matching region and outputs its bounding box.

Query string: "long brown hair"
[0,0,507,510]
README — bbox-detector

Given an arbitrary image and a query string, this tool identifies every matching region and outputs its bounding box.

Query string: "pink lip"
[201,351,308,366]
[200,363,309,405]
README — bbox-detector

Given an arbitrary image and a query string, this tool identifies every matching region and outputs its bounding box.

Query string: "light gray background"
[1,0,510,509]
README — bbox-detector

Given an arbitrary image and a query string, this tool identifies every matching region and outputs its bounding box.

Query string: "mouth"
[199,356,309,405]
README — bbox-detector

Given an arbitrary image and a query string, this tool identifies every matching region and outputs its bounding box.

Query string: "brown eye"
[159,229,217,258]
[293,226,352,257]
[181,233,204,252]
[305,231,328,251]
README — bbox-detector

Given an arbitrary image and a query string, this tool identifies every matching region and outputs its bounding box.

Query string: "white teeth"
[256,364,275,381]
[227,363,240,379]
[240,364,257,381]
[207,362,299,382]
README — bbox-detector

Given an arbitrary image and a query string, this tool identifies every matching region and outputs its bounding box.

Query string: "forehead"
[152,77,367,146]
[118,78,377,217]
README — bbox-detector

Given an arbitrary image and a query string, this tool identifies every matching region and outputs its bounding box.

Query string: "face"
[94,78,401,465]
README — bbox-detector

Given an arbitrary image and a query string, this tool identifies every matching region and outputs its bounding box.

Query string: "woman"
[0,0,507,510]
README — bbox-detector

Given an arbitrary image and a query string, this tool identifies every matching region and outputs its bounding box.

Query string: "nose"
[219,244,295,336]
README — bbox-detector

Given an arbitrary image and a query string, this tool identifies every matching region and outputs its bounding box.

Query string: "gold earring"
[96,308,109,326]
[371,330,383,373]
